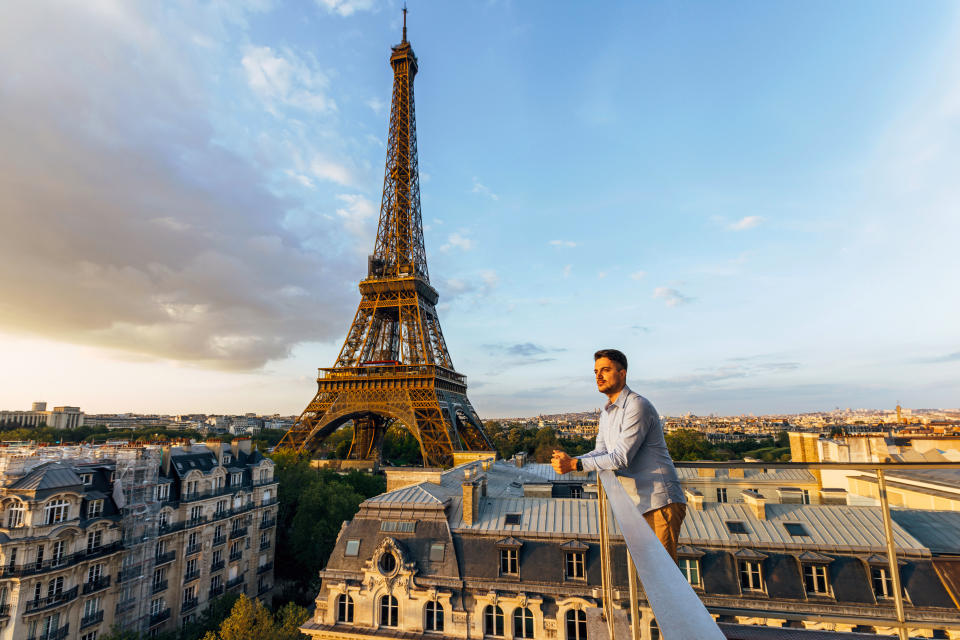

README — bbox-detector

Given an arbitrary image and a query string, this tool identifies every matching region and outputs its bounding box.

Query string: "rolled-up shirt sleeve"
[578,396,651,472]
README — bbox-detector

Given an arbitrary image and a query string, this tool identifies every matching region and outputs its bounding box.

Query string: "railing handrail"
[598,469,725,639]
[674,460,960,471]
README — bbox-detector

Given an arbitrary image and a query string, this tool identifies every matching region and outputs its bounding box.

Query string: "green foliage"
[665,429,718,461]
[381,425,423,466]
[201,595,284,640]
[269,451,385,605]
[484,423,594,461]
[179,593,242,640]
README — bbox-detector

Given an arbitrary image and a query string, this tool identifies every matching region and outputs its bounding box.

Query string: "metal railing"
[27,623,69,640]
[212,535,227,547]
[149,607,171,626]
[185,543,203,556]
[155,550,176,565]
[257,561,273,575]
[598,460,960,640]
[182,597,199,612]
[211,559,225,572]
[80,610,104,629]
[226,574,245,590]
[209,584,225,598]
[184,569,200,583]
[260,516,276,529]
[24,586,79,614]
[0,541,123,578]
[83,575,111,594]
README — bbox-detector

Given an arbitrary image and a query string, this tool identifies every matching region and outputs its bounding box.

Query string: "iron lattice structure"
[277,15,493,467]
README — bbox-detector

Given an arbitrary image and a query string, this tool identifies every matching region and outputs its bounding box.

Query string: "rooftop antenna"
[402,3,408,43]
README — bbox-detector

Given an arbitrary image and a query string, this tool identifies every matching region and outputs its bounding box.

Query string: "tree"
[202,595,276,640]
[665,429,714,461]
[180,593,242,640]
[275,602,310,640]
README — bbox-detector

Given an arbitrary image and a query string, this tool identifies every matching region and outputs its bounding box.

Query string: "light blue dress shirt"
[577,385,685,514]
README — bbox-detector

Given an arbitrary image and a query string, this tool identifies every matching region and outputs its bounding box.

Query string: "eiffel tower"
[277,10,494,468]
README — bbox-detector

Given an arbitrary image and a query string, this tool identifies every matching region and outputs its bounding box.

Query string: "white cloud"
[151,217,192,232]
[315,0,377,17]
[653,287,693,307]
[729,215,763,231]
[309,153,355,186]
[366,97,386,114]
[549,240,577,248]
[630,270,646,280]
[334,194,376,237]
[470,176,499,200]
[562,264,572,278]
[441,231,474,252]
[241,45,335,113]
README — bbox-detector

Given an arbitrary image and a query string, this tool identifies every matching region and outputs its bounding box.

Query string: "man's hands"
[551,449,578,474]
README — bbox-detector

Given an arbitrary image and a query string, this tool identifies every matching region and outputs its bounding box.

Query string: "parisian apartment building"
[0,438,277,640]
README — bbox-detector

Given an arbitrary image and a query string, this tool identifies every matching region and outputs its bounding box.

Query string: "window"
[212,549,223,565]
[211,574,222,589]
[214,525,224,539]
[784,523,809,537]
[803,564,830,595]
[380,520,415,533]
[223,454,232,465]
[344,540,360,557]
[739,561,763,590]
[81,632,99,640]
[649,618,660,640]
[47,576,64,598]
[565,609,586,640]
[513,607,534,639]
[565,552,585,579]
[424,600,444,632]
[378,553,396,575]
[379,594,398,627]
[35,544,45,568]
[158,511,169,528]
[6,547,15,570]
[429,543,445,563]
[34,582,42,601]
[87,499,104,519]
[188,532,199,548]
[260,532,270,548]
[81,473,94,485]
[230,542,242,558]
[186,558,198,576]
[52,540,66,565]
[504,513,522,526]
[231,472,242,486]
[802,489,811,505]
[215,500,227,515]
[500,548,518,575]
[87,530,102,552]
[570,486,583,499]
[214,476,224,491]
[872,567,895,599]
[41,613,61,636]
[336,594,354,623]
[7,501,24,528]
[182,584,196,603]
[87,563,103,583]
[258,469,270,483]
[726,521,748,535]
[153,567,166,588]
[83,596,101,617]
[185,480,198,495]
[150,597,164,616]
[189,506,202,521]
[44,499,69,524]
[679,557,700,587]
[483,605,504,636]
[716,488,728,503]
[156,484,170,501]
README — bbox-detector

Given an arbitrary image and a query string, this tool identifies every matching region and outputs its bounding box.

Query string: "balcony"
[185,516,208,529]
[27,623,69,640]
[117,566,142,583]
[230,526,248,539]
[181,483,252,503]
[184,569,200,583]
[259,516,276,529]
[24,585,79,613]
[82,575,111,594]
[253,477,276,487]
[209,584,225,598]
[0,541,123,578]
[257,582,272,595]
[115,598,137,614]
[226,574,245,591]
[259,540,271,551]
[155,550,176,565]
[185,543,203,556]
[212,534,227,547]
[80,609,104,629]
[260,496,278,507]
[229,551,243,563]
[149,607,171,626]
[211,559,225,572]
[182,597,199,613]
[151,579,168,594]
[257,561,273,575]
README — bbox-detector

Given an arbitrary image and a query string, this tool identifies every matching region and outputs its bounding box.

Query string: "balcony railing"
[209,584,225,598]
[155,550,176,565]
[80,609,104,629]
[0,541,123,578]
[253,477,276,486]
[211,559,225,572]
[151,579,168,594]
[259,516,276,529]
[182,597,199,612]
[257,582,272,595]
[229,550,243,562]
[212,534,227,547]
[24,585,79,613]
[27,623,69,640]
[260,496,278,507]
[185,543,203,556]
[230,526,248,539]
[180,482,252,503]
[83,575,111,594]
[184,569,200,583]
[226,574,245,590]
[596,460,960,640]
[259,540,271,551]
[115,597,137,614]
[149,607,171,626]
[257,561,273,575]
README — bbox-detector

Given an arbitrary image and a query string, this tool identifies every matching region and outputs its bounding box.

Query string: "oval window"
[378,552,397,575]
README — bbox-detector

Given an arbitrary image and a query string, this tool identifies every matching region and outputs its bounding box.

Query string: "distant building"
[0,403,84,429]
[300,458,960,639]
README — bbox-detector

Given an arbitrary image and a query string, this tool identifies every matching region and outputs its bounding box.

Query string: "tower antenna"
[402,3,408,43]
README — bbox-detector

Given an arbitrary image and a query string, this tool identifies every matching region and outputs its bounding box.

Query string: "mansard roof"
[7,462,82,492]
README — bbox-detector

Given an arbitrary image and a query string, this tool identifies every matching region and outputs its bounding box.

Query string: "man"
[552,349,686,560]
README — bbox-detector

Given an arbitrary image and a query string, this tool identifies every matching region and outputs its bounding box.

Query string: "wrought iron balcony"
[151,579,168,594]
[0,541,123,578]
[185,543,203,556]
[260,496,278,507]
[259,540,271,551]
[226,574,245,590]
[149,607,171,626]
[83,575,111,594]
[229,550,243,562]
[230,526,248,539]
[212,534,227,547]
[182,597,199,613]
[209,584,225,598]
[211,559,225,572]
[115,597,137,614]
[259,516,276,529]
[27,623,69,640]
[155,550,176,565]
[253,477,276,487]
[257,582,272,595]
[80,609,104,629]
[257,561,273,575]
[185,515,208,529]
[24,585,79,613]
[184,569,200,583]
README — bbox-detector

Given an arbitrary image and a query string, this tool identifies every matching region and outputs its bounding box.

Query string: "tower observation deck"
[277,12,494,467]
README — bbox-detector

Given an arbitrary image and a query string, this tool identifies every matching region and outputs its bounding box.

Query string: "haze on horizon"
[1,1,958,419]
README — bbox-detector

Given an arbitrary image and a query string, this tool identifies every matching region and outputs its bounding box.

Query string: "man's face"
[594,357,626,395]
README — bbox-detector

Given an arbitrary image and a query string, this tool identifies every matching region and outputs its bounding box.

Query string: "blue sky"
[0,0,958,417]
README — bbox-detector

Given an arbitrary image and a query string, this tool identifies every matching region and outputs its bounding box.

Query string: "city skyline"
[1,2,959,417]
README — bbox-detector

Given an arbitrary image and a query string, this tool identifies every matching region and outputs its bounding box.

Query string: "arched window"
[513,607,534,639]
[336,594,354,623]
[424,600,444,632]
[379,594,398,627]
[650,618,660,640]
[6,501,24,528]
[44,499,69,525]
[565,609,586,640]
[483,605,504,636]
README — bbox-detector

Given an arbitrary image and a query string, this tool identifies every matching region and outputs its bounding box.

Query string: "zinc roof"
[676,467,817,483]
[890,509,960,555]
[7,462,82,491]
[365,483,448,507]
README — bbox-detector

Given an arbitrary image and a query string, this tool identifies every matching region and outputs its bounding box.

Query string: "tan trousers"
[643,502,687,562]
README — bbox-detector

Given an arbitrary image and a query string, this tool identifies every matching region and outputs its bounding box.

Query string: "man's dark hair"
[594,349,628,371]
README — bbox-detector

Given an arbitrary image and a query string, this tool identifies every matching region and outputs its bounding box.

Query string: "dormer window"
[156,484,170,501]
[231,472,242,486]
[87,499,104,519]
[496,537,522,576]
[6,502,24,528]
[44,499,69,525]
[804,564,830,595]
[223,454,232,465]
[80,473,93,485]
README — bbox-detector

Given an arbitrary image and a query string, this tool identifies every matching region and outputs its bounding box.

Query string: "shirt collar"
[603,385,631,412]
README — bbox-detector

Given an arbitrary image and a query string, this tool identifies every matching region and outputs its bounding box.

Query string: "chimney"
[742,490,767,520]
[515,452,527,468]
[205,439,222,463]
[685,488,704,511]
[462,479,480,525]
[697,467,715,478]
[231,437,252,457]
[161,444,172,475]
